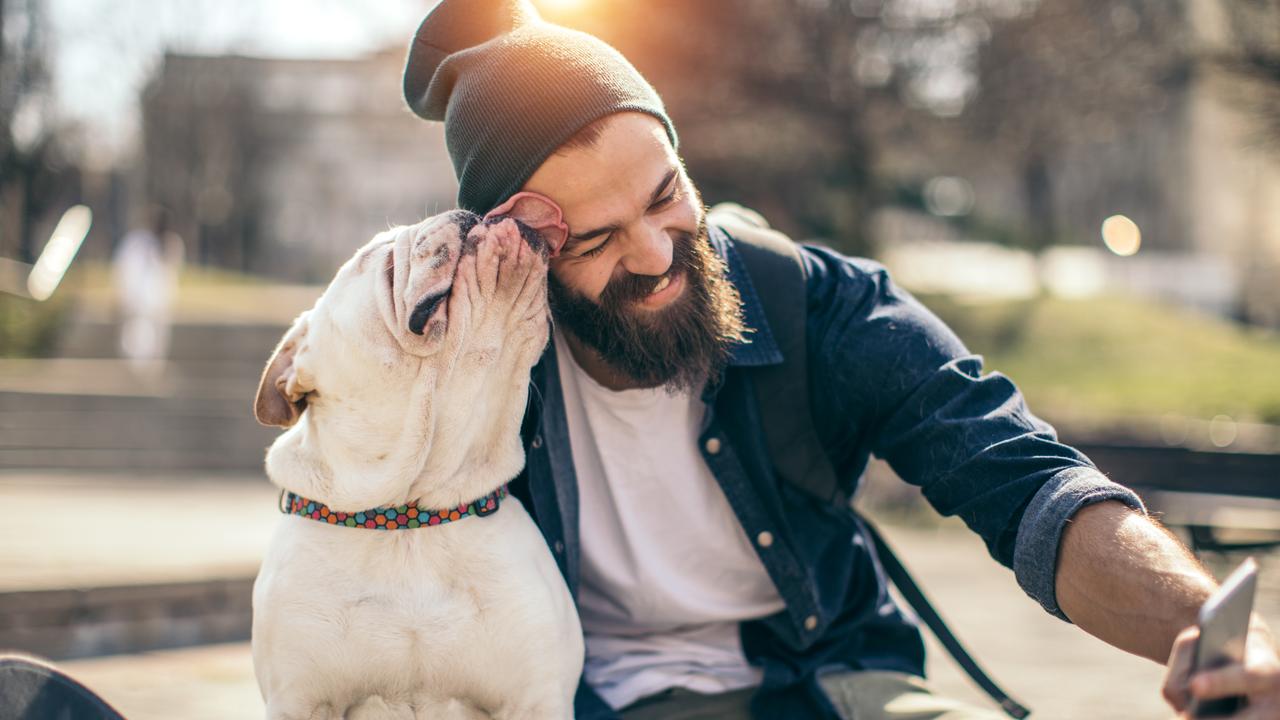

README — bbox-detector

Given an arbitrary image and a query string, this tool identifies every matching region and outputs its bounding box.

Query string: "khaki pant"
[619,670,1007,720]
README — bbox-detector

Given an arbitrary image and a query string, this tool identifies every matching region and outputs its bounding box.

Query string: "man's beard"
[548,216,746,394]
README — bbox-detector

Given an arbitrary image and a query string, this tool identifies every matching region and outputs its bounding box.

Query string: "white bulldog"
[250,196,582,720]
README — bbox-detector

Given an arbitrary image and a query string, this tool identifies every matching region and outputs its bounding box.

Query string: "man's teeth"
[650,275,671,295]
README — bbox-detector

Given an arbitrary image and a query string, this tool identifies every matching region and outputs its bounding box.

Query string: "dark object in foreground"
[0,653,125,720]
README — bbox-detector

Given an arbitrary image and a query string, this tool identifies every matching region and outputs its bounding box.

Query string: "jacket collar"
[710,224,784,368]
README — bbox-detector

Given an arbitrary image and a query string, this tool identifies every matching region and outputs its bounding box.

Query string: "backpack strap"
[860,521,1032,719]
[708,205,843,505]
[709,204,1032,720]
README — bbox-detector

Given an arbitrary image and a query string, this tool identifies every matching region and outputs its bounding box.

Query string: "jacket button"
[804,615,818,631]
[531,435,543,449]
[756,531,774,548]
[704,437,722,455]
[553,540,564,553]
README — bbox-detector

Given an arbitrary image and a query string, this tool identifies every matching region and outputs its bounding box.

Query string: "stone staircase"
[0,321,290,472]
[0,286,318,661]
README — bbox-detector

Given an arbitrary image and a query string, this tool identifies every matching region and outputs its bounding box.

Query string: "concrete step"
[0,449,264,472]
[0,473,271,662]
[0,358,265,401]
[0,578,253,661]
[0,390,249,413]
[0,449,266,473]
[0,391,277,471]
[0,351,278,472]
[0,473,276,593]
[58,322,289,364]
[0,443,268,472]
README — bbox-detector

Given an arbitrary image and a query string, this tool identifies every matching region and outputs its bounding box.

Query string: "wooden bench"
[1077,443,1280,552]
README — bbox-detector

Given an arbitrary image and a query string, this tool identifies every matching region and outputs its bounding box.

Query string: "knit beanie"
[403,0,678,215]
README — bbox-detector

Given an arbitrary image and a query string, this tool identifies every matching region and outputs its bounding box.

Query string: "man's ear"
[254,312,314,428]
[485,191,568,256]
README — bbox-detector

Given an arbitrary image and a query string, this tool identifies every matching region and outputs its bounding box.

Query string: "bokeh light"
[1101,214,1141,256]
[1209,414,1238,448]
[27,204,92,301]
[923,176,975,217]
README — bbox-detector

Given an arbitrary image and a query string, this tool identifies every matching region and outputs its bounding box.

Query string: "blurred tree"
[0,0,75,263]
[140,54,269,272]
[961,0,1188,251]
[547,0,1005,256]
[1219,0,1280,153]
[1214,0,1280,328]
[543,0,1193,256]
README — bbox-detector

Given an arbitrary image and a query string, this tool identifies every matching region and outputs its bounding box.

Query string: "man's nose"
[618,225,673,277]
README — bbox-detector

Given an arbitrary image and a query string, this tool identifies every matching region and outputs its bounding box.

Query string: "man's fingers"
[1180,616,1280,719]
[1164,626,1199,711]
[1191,665,1268,699]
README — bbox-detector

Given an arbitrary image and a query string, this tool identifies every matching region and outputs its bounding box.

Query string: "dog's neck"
[264,361,532,513]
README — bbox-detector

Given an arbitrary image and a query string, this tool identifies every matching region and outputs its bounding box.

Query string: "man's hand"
[1163,616,1280,718]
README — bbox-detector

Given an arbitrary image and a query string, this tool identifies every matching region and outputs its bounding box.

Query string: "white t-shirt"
[554,329,786,710]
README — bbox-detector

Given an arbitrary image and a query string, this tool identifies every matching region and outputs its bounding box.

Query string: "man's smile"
[637,270,685,309]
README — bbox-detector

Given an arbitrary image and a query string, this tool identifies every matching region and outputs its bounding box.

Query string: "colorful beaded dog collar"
[281,484,508,530]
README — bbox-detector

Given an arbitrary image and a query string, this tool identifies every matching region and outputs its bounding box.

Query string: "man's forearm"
[1054,500,1219,662]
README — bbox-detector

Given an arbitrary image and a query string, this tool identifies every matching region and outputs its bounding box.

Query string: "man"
[402,1,1280,718]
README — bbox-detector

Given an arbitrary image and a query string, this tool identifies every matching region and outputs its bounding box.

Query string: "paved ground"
[55,520,1176,720]
[0,471,277,592]
[4,472,1271,719]
[890,521,1170,719]
[61,642,264,720]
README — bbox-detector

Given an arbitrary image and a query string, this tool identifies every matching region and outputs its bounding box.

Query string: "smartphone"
[1190,557,1259,718]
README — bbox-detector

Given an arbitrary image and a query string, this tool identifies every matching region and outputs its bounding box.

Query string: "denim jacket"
[511,225,1146,719]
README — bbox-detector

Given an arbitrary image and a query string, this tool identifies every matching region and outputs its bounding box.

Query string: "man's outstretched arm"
[1057,500,1280,716]
[1055,500,1214,662]
[795,247,1280,713]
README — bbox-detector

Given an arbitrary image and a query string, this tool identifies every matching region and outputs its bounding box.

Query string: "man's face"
[522,112,744,391]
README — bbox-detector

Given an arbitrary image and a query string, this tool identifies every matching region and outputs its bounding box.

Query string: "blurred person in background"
[112,205,183,375]
[402,1,1280,719]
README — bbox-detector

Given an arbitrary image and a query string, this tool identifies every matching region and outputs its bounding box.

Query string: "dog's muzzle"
[405,211,479,336]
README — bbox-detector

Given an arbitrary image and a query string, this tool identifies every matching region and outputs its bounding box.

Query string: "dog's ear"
[254,312,314,428]
[485,191,568,256]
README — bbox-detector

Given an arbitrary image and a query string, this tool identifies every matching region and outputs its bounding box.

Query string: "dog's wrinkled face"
[254,196,567,435]
[398,209,481,344]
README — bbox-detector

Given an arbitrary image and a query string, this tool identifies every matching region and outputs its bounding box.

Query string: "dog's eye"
[430,243,452,269]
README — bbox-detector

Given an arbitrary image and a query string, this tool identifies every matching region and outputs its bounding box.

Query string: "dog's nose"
[450,209,480,241]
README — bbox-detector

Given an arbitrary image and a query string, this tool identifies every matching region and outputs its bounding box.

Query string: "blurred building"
[1181,0,1280,327]
[132,3,1280,322]
[140,48,457,283]
[874,0,1280,326]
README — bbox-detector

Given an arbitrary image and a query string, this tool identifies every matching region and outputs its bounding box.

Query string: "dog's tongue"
[484,192,569,257]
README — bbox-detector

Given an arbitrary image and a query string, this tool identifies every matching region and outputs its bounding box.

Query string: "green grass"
[8,260,1280,427]
[918,293,1280,426]
[69,261,270,292]
[67,262,320,325]
[0,291,71,357]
